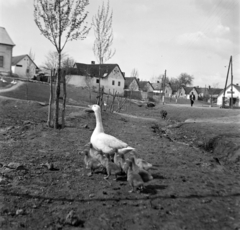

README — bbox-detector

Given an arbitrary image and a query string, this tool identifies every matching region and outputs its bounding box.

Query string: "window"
[0,56,3,67]
[112,80,115,85]
[16,64,22,67]
[26,69,29,73]
[118,81,121,86]
[96,79,99,83]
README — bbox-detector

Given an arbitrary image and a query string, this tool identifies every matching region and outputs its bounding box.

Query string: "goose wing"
[91,132,128,154]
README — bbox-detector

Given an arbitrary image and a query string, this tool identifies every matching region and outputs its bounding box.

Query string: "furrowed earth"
[0,98,240,230]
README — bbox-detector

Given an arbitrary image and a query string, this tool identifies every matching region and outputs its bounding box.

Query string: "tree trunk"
[47,69,54,127]
[54,67,61,129]
[62,71,67,128]
[54,1,62,129]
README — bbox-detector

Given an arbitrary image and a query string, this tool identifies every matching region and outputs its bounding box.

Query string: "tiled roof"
[0,27,15,46]
[183,86,193,94]
[194,87,208,94]
[12,55,27,65]
[138,81,154,91]
[125,77,138,88]
[234,84,240,92]
[12,54,38,68]
[151,82,162,90]
[73,63,124,79]
[209,88,223,95]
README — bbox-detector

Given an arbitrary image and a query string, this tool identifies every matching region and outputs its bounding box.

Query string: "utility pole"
[223,56,233,108]
[162,70,166,105]
[230,56,233,109]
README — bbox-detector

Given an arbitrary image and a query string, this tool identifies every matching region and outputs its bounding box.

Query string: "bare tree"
[42,51,75,70]
[42,51,68,70]
[34,0,90,129]
[85,76,93,101]
[62,57,75,68]
[130,68,139,78]
[26,49,36,80]
[92,0,115,64]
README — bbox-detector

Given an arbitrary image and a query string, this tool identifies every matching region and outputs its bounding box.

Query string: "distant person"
[190,92,195,107]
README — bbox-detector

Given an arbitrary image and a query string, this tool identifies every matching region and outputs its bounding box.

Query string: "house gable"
[0,27,15,46]
[11,54,38,78]
[218,84,240,97]
[0,27,15,75]
[139,81,154,92]
[125,77,139,91]
[12,54,38,68]
[151,82,161,91]
[217,84,240,106]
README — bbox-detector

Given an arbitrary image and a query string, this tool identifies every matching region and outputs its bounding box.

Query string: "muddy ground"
[0,99,240,230]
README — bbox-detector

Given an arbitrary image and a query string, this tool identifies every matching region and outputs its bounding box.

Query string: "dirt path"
[185,114,240,124]
[114,111,158,122]
[169,103,220,109]
[0,80,24,93]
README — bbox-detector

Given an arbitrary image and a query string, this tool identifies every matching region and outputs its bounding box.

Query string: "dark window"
[112,80,115,85]
[96,79,99,83]
[16,65,22,67]
[26,69,29,73]
[0,56,3,67]
[118,81,121,86]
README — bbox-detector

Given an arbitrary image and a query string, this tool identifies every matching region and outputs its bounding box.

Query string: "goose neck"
[95,109,104,132]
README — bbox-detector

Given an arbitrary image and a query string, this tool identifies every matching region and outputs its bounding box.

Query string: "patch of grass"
[0,81,100,106]
[0,81,50,102]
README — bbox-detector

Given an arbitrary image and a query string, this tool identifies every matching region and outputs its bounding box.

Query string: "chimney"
[209,85,211,89]
[237,83,239,86]
[91,61,95,64]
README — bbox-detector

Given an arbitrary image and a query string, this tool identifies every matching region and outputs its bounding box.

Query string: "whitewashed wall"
[0,44,13,75]
[12,56,36,79]
[217,85,240,106]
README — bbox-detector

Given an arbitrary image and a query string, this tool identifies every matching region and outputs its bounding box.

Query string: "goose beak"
[84,105,94,113]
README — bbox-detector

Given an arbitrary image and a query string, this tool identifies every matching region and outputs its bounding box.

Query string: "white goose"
[11,79,17,85]
[87,104,135,155]
[0,77,6,82]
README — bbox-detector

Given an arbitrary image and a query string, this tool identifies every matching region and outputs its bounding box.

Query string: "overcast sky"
[0,0,239,87]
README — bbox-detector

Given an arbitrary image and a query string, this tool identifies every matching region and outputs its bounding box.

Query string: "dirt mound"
[205,134,240,164]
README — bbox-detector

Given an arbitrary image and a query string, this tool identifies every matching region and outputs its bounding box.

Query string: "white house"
[178,86,193,98]
[12,54,38,79]
[0,27,15,75]
[189,87,199,100]
[124,77,140,91]
[66,61,126,95]
[151,82,173,97]
[217,84,240,107]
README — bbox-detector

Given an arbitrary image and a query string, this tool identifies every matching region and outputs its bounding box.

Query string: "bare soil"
[0,99,240,230]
